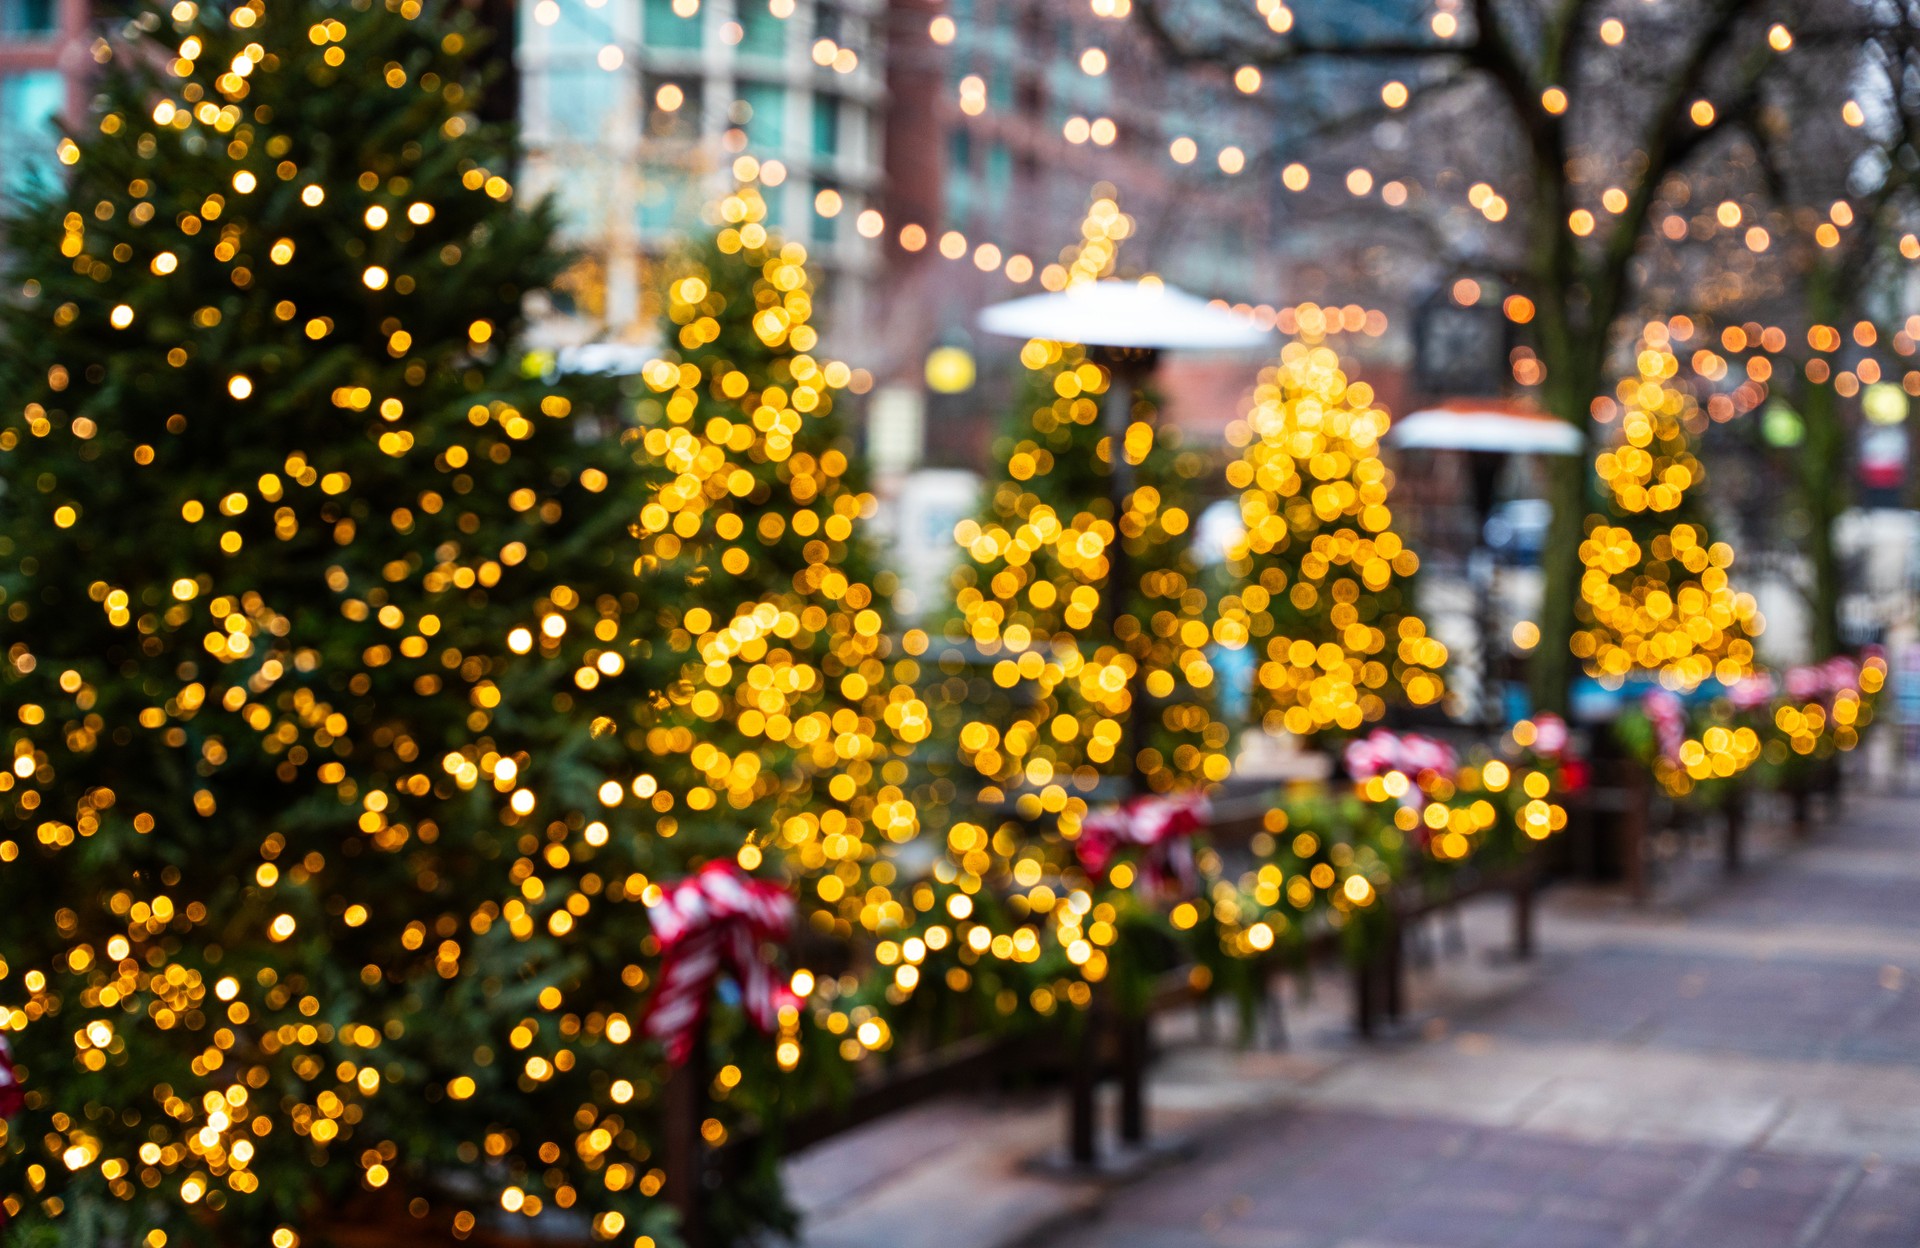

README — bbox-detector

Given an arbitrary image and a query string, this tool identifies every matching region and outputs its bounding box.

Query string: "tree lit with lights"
[628,178,932,1034]
[1574,330,1764,695]
[0,1,798,1242]
[1217,334,1446,742]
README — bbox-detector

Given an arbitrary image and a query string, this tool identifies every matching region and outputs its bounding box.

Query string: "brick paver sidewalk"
[1049,792,1920,1248]
[791,791,1920,1248]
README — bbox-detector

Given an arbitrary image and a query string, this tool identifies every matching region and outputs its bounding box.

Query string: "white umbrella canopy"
[977,280,1272,351]
[1388,400,1585,455]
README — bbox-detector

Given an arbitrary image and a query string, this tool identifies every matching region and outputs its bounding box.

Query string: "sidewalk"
[786,791,1920,1248]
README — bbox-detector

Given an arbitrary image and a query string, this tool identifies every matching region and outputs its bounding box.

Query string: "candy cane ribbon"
[643,862,797,1065]
[1076,792,1210,891]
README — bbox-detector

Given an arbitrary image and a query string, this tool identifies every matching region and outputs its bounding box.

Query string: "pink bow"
[1643,689,1686,763]
[1076,793,1210,892]
[1345,729,1457,780]
[1728,674,1776,711]
[1530,713,1570,756]
[643,862,797,1064]
[0,1034,21,1121]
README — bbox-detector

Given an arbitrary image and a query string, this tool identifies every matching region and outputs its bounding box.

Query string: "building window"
[737,80,785,152]
[811,95,838,157]
[0,70,63,195]
[643,0,702,50]
[738,0,785,57]
[813,2,841,44]
[985,141,1010,208]
[541,66,622,145]
[639,164,691,232]
[0,0,56,35]
[811,181,838,243]
[644,75,701,139]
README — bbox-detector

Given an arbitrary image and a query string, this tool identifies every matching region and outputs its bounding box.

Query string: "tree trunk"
[1799,380,1845,659]
[1529,344,1603,715]
[1532,448,1587,714]
[1796,262,1847,660]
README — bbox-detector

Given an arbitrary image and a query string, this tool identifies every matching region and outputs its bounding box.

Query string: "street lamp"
[978,279,1268,1166]
[979,279,1270,795]
[1388,399,1583,724]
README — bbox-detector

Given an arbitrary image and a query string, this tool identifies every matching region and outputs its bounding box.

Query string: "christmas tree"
[946,336,1228,809]
[1576,329,1766,795]
[905,196,1229,1016]
[1216,335,1446,743]
[626,176,929,982]
[1574,329,1764,693]
[0,0,736,1242]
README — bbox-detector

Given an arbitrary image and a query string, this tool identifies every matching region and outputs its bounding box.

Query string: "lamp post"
[1388,401,1584,725]
[979,280,1270,794]
[977,280,1268,1164]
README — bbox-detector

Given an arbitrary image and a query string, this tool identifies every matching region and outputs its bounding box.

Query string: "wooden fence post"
[1512,869,1536,961]
[1623,765,1651,904]
[1383,911,1405,1026]
[1352,951,1377,1038]
[1117,1010,1148,1146]
[1067,1004,1098,1165]
[1723,785,1746,876]
[663,1021,710,1248]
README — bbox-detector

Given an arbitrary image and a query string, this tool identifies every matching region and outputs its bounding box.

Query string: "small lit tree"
[625,177,929,993]
[1574,330,1764,693]
[1577,329,1766,796]
[1216,335,1447,745]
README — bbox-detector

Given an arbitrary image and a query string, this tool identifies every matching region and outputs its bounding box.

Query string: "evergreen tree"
[626,178,929,969]
[1573,330,1764,693]
[1576,330,1766,797]
[946,337,1228,812]
[1216,334,1446,744]
[0,0,733,1242]
[908,196,1229,1009]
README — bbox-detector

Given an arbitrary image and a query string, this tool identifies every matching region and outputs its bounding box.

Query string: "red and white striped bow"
[1075,793,1210,892]
[643,862,797,1065]
[0,1033,21,1121]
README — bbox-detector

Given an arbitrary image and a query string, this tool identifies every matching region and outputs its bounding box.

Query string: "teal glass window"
[0,0,56,35]
[737,80,785,151]
[643,0,702,49]
[738,0,785,57]
[811,95,838,157]
[0,70,63,197]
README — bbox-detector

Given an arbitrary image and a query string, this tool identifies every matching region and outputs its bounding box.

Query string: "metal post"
[1095,348,1156,800]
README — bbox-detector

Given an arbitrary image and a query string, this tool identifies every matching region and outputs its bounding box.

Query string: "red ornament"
[643,861,797,1065]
